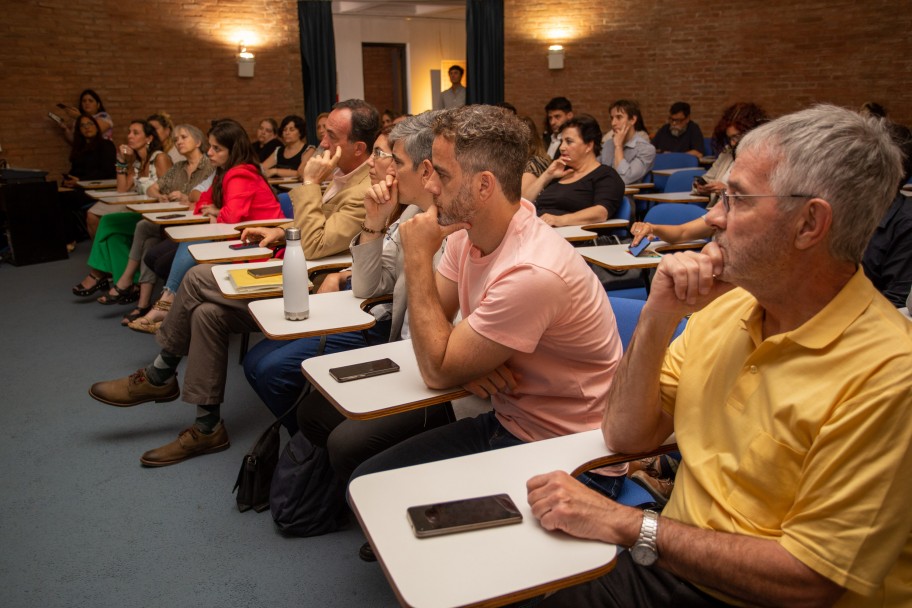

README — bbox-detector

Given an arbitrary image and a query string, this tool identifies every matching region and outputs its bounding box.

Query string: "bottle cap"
[285,227,301,241]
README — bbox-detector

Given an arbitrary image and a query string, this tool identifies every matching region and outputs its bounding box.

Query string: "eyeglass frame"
[372,147,394,160]
[719,191,815,214]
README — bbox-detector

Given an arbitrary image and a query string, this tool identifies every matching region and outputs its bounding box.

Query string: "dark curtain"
[465,0,504,105]
[297,0,337,145]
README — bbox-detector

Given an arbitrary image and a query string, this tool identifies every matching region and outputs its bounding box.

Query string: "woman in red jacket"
[128,119,285,334]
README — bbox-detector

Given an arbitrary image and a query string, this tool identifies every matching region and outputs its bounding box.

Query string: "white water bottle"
[282,227,310,320]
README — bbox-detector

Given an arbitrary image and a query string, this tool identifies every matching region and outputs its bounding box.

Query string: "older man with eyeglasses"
[528,105,912,608]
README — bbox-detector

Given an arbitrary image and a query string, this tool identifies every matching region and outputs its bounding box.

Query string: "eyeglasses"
[668,115,687,125]
[719,191,815,214]
[372,148,393,160]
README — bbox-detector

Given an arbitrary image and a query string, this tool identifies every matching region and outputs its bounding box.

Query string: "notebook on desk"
[227,267,284,293]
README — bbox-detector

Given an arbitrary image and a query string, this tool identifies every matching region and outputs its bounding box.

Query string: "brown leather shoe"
[88,369,180,407]
[630,470,674,507]
[140,421,230,467]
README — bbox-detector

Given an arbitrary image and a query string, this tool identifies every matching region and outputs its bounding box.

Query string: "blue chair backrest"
[277,192,294,219]
[643,203,706,226]
[608,296,688,352]
[612,195,633,224]
[652,153,699,171]
[703,137,714,157]
[663,169,707,194]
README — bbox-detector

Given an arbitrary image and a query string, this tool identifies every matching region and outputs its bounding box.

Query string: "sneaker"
[88,369,179,407]
[140,421,230,467]
[630,470,674,507]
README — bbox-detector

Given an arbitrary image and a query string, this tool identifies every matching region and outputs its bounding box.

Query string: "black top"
[274,144,310,170]
[534,164,625,219]
[652,121,705,154]
[68,140,117,180]
[862,193,912,307]
[253,139,282,163]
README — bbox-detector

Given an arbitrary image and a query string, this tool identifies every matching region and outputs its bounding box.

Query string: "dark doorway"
[362,43,408,117]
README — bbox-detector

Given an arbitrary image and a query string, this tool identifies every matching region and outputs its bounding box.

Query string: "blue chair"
[277,192,294,219]
[608,296,687,352]
[663,169,706,195]
[652,153,699,192]
[703,137,714,157]
[643,203,707,226]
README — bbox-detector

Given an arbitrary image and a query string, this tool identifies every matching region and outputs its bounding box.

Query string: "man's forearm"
[404,252,454,388]
[602,309,679,452]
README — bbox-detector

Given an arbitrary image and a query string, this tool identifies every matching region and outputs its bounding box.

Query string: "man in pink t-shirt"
[352,105,624,495]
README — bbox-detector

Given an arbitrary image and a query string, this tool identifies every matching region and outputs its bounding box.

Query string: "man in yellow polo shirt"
[526,105,912,607]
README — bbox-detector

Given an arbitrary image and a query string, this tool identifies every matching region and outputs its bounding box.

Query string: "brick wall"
[504,0,912,141]
[0,0,304,179]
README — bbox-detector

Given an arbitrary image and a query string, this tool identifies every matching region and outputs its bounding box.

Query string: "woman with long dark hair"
[56,88,114,142]
[261,114,314,178]
[128,119,285,333]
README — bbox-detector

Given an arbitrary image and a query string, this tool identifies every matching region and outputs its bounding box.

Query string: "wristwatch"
[630,509,659,566]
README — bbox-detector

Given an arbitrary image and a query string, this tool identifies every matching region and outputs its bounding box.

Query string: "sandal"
[121,305,152,326]
[127,318,162,335]
[97,284,139,305]
[72,274,110,297]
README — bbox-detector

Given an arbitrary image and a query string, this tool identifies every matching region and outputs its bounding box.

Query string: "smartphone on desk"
[157,213,185,220]
[246,265,283,279]
[628,237,653,257]
[329,358,400,383]
[229,241,264,250]
[407,493,523,538]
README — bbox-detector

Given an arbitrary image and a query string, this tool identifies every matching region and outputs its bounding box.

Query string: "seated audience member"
[352,106,626,500]
[523,114,625,226]
[126,119,285,334]
[87,99,378,466]
[252,118,281,163]
[59,114,117,247]
[56,88,114,143]
[599,99,656,184]
[520,115,552,192]
[243,125,401,429]
[381,109,400,128]
[692,102,769,207]
[651,101,705,157]
[148,112,183,164]
[441,65,466,109]
[96,125,214,323]
[73,120,172,294]
[262,115,314,178]
[544,96,573,159]
[527,105,912,608]
[861,122,912,307]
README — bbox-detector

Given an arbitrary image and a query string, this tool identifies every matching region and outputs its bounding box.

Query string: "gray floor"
[0,245,399,607]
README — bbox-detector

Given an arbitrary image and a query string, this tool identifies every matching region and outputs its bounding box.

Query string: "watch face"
[631,543,658,567]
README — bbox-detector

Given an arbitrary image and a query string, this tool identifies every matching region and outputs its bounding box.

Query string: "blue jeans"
[244,321,391,434]
[165,241,199,293]
[351,411,624,500]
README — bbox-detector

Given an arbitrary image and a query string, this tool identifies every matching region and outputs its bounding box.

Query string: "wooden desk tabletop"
[126,202,191,213]
[76,179,118,189]
[633,192,709,204]
[248,291,376,340]
[268,176,301,185]
[85,189,134,200]
[302,340,469,420]
[166,223,246,241]
[553,226,597,243]
[144,212,210,226]
[577,243,662,270]
[212,261,285,300]
[188,240,275,263]
[232,218,290,231]
[652,167,701,177]
[902,188,912,198]
[97,193,158,204]
[348,431,682,608]
[626,182,655,190]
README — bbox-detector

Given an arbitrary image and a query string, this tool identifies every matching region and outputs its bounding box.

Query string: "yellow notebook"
[227,267,284,293]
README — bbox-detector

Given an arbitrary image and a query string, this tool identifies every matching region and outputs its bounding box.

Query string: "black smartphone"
[628,237,652,257]
[157,213,185,220]
[246,265,283,279]
[56,103,70,110]
[229,241,263,250]
[407,493,523,538]
[329,358,400,383]
[693,176,707,187]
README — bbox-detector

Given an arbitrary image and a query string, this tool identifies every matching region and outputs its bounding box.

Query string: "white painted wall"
[333,15,465,114]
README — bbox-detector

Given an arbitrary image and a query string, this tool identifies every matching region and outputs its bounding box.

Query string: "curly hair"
[711,102,768,154]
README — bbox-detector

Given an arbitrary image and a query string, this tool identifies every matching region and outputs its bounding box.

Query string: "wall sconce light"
[548,45,564,70]
[238,41,256,78]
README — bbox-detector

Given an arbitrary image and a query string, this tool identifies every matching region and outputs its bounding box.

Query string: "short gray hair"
[738,104,903,263]
[175,124,207,152]
[389,111,441,167]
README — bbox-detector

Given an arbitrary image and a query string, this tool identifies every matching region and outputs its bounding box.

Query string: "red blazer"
[194,164,285,223]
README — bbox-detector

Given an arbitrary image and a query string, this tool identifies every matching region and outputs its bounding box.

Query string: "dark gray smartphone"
[693,176,707,187]
[407,493,523,538]
[229,241,263,250]
[246,265,283,279]
[329,358,400,382]
[157,213,185,220]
